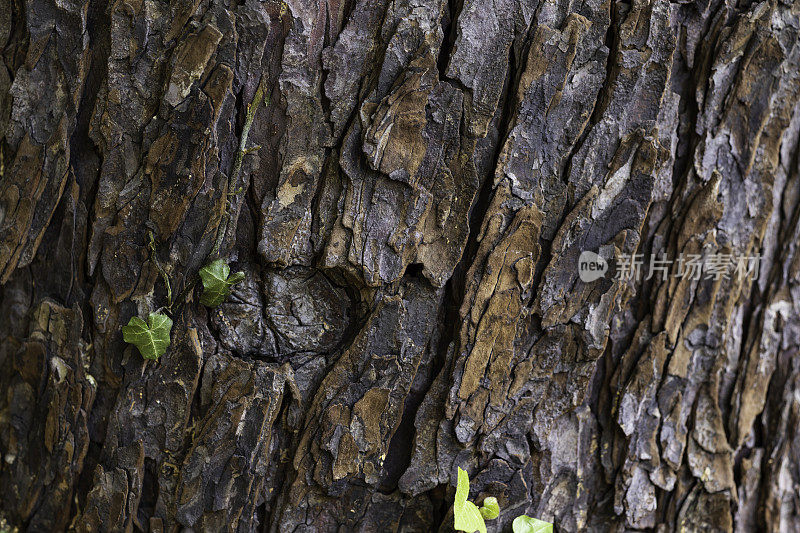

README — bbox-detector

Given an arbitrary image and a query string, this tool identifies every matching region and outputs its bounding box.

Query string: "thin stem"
[148,231,172,308]
[210,78,270,258]
[167,278,197,314]
[146,82,268,316]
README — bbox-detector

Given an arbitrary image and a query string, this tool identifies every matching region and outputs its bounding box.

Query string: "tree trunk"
[1,0,799,531]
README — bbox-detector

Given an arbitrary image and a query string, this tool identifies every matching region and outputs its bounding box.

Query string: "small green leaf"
[479,496,500,520]
[512,515,553,533]
[198,259,245,307]
[454,468,487,533]
[122,313,172,360]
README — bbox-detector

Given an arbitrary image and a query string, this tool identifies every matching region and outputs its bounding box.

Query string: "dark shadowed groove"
[558,0,617,191]
[613,1,732,447]
[68,0,111,520]
[585,0,721,475]
[233,81,246,141]
[374,3,525,502]
[377,308,444,492]
[436,0,464,81]
[139,457,160,522]
[318,4,334,131]
[587,0,620,127]
[263,379,302,530]
[3,0,28,75]
[754,325,797,525]
[417,28,536,533]
[740,145,800,474]
[457,38,520,290]
[69,0,110,267]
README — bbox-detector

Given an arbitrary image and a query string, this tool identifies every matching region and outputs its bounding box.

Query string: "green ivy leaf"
[454,468,487,533]
[122,313,172,360]
[198,259,245,307]
[479,496,500,520]
[512,515,553,533]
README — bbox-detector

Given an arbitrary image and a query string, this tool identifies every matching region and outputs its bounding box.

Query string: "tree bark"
[1,0,799,531]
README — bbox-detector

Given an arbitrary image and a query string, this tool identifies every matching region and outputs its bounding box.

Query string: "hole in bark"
[429,483,450,528]
[404,262,425,280]
[138,457,159,525]
[377,366,430,492]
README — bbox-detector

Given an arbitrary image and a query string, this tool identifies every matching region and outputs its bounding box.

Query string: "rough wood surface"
[1,0,799,531]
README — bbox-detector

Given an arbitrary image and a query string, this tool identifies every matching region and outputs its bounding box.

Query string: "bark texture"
[1,0,800,531]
